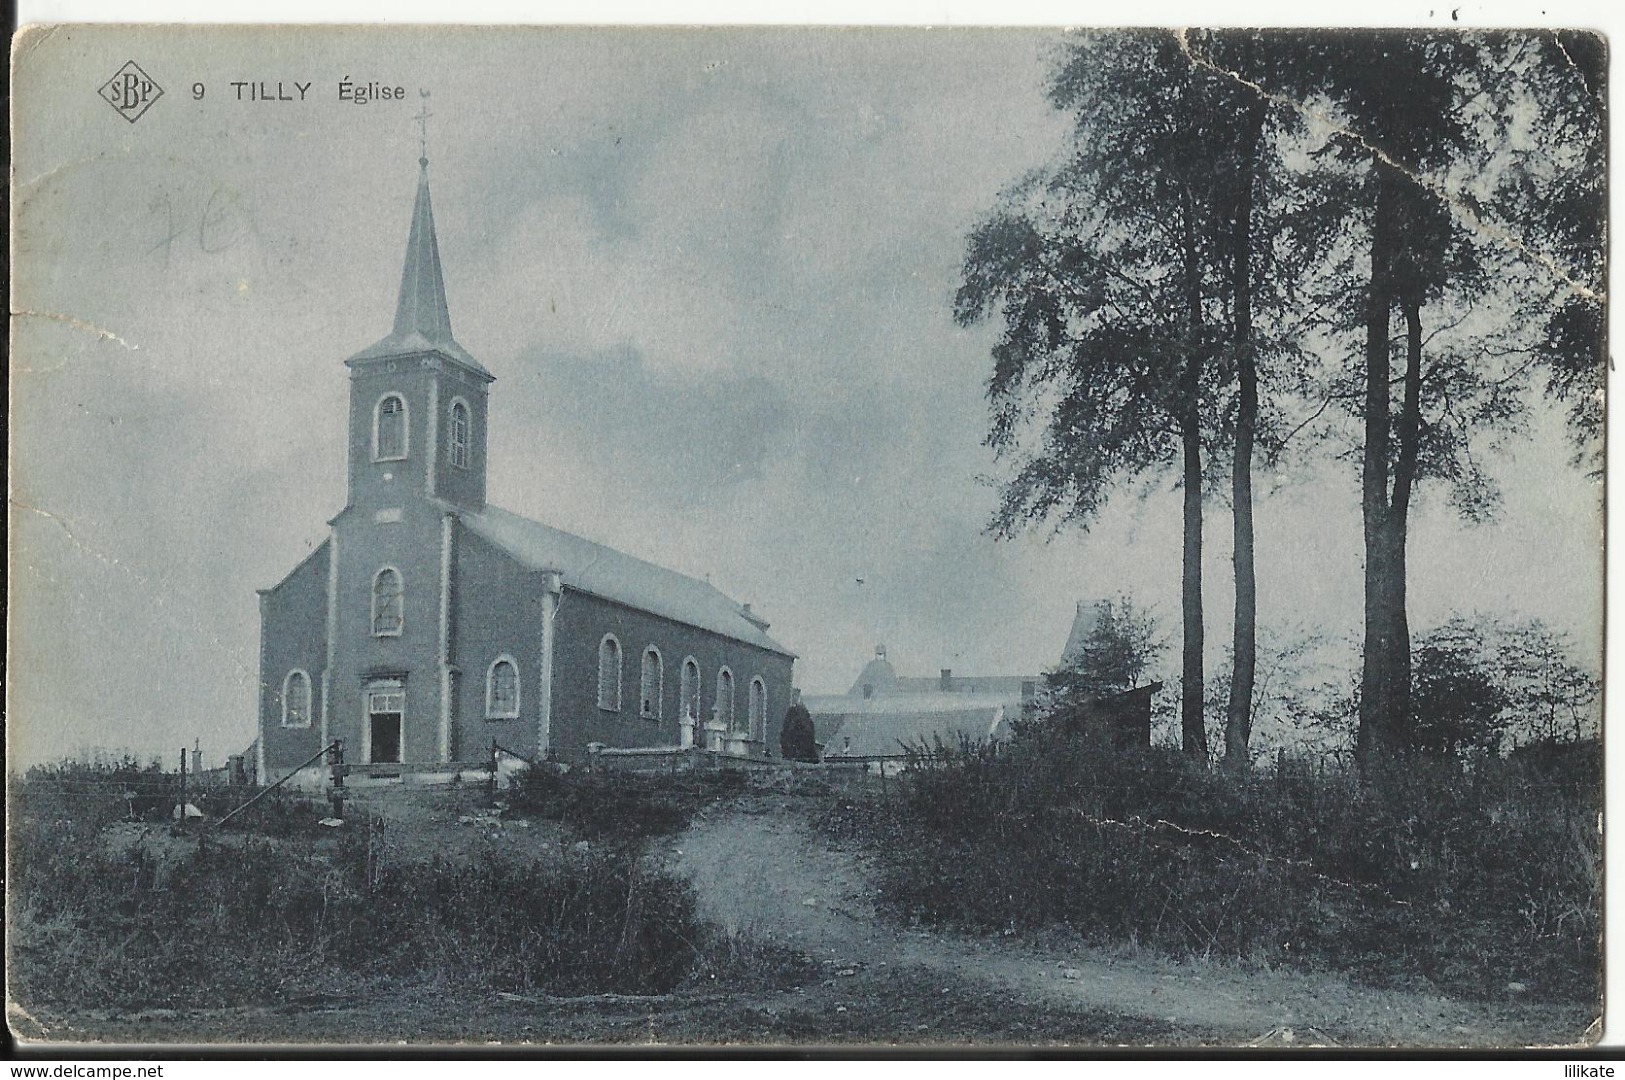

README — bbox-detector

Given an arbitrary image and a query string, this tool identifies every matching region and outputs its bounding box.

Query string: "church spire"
[348,106,492,381]
[392,160,454,343]
[393,91,452,342]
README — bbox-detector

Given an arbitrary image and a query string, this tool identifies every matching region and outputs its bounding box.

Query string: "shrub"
[834,733,1601,1002]
[7,807,717,1010]
[508,764,745,838]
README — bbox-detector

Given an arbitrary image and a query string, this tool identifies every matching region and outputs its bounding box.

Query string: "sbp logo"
[99,61,164,123]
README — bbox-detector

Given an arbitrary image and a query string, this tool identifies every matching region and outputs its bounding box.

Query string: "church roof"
[461,504,795,657]
[349,163,493,381]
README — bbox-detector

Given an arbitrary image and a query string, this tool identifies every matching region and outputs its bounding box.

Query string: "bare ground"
[10,786,1596,1049]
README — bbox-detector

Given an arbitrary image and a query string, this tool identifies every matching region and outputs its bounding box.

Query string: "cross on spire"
[415,90,433,168]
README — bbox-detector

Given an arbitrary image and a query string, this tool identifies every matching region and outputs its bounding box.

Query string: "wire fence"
[10,735,1598,838]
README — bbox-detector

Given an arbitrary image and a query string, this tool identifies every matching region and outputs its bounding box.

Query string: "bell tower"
[324,123,496,769]
[343,143,494,516]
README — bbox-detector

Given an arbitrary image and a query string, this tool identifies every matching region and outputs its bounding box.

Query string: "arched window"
[375,394,408,460]
[372,567,403,637]
[640,647,663,720]
[681,658,701,723]
[282,669,312,728]
[749,677,767,741]
[448,400,470,470]
[597,634,622,712]
[715,667,735,730]
[486,656,519,719]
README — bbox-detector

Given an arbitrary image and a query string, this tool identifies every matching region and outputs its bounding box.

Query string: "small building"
[810,603,1164,759]
[846,645,1040,717]
[806,693,1012,760]
[1041,682,1162,750]
[255,158,795,781]
[806,644,1033,760]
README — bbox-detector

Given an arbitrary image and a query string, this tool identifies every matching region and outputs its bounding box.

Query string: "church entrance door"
[370,711,402,763]
[365,683,405,764]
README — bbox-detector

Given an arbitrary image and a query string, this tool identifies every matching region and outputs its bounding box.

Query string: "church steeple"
[392,162,455,346]
[343,142,493,516]
[348,152,492,381]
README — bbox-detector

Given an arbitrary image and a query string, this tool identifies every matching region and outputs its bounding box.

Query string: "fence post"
[328,739,347,820]
[488,739,498,803]
[178,745,188,823]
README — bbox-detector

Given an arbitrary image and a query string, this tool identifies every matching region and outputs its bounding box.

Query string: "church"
[256,157,796,781]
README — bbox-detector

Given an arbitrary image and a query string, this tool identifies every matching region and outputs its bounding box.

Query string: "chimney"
[940,668,953,691]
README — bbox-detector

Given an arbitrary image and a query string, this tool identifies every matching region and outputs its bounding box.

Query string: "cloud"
[502,343,794,497]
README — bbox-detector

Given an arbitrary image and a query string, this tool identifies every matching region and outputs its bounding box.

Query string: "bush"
[15,757,179,827]
[834,734,1600,1002]
[508,764,745,838]
[7,807,718,1010]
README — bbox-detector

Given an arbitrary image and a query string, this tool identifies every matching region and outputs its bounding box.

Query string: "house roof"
[805,693,1011,758]
[842,646,1038,703]
[348,163,493,381]
[461,503,794,657]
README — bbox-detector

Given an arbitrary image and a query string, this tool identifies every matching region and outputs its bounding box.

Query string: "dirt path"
[670,799,1594,1048]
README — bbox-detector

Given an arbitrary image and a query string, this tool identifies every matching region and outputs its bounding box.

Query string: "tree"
[1224,32,1601,765]
[1219,47,1267,772]
[1408,615,1600,756]
[779,695,819,762]
[1311,34,1481,767]
[1182,30,1314,768]
[957,30,1247,758]
[1495,32,1606,474]
[1052,597,1164,697]
[1409,618,1509,756]
[1494,618,1601,745]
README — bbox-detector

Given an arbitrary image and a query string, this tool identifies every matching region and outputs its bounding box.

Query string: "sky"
[8,25,1605,768]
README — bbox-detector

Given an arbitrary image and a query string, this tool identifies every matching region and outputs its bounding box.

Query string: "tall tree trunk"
[1387,299,1425,746]
[1224,96,1266,770]
[1180,188,1208,760]
[1356,169,1399,770]
[1181,413,1206,758]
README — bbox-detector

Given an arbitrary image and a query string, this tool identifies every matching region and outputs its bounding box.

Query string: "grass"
[6,768,794,1014]
[11,744,1597,1039]
[821,734,1601,1004]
